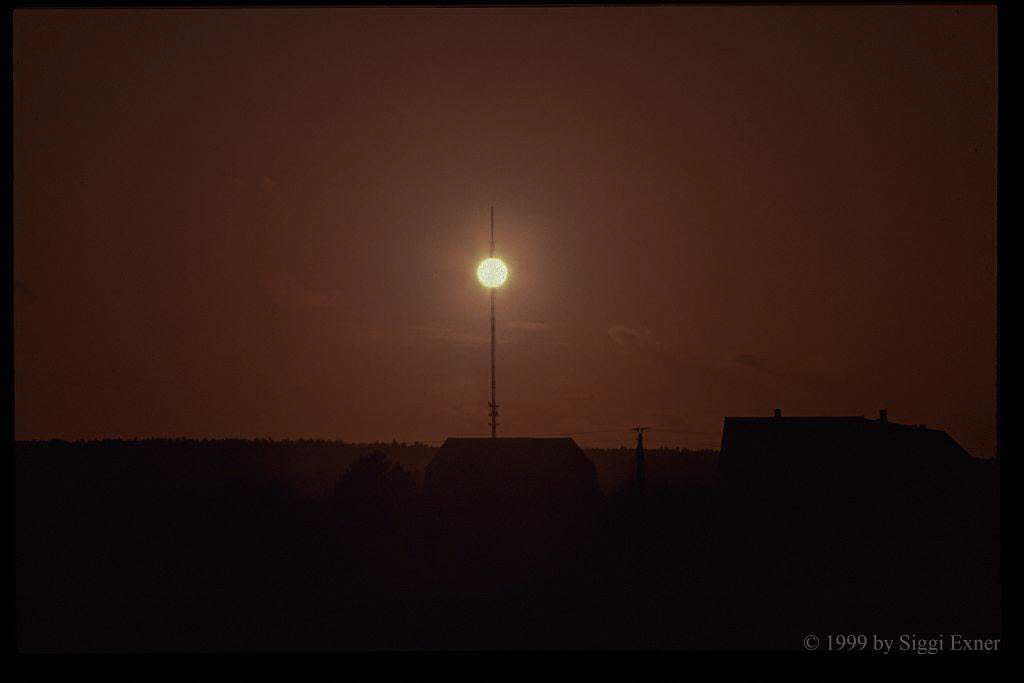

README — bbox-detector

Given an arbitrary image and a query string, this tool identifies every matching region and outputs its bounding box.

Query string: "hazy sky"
[14,6,997,455]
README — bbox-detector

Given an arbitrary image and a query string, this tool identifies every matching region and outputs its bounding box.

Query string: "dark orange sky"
[13,6,997,455]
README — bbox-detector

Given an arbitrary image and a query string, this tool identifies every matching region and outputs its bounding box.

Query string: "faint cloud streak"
[731,353,770,371]
[608,325,658,350]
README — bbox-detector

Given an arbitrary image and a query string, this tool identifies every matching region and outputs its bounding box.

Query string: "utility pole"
[632,426,648,492]
[488,206,499,438]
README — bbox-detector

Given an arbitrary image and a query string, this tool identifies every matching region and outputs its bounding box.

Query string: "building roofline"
[444,438,581,444]
[723,416,866,422]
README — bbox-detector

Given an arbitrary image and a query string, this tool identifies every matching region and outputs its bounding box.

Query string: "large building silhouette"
[424,437,600,507]
[719,409,980,504]
[422,437,602,582]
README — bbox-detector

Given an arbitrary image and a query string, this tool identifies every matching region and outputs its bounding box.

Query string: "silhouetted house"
[719,409,975,505]
[424,437,600,510]
[423,437,602,582]
[717,412,997,640]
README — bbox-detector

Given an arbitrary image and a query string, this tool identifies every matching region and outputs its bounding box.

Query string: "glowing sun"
[477,257,509,288]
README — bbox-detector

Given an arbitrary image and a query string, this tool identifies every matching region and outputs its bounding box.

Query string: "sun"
[477,257,509,288]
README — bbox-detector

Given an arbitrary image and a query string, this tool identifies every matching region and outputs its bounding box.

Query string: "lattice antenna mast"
[632,426,649,491]
[488,206,499,438]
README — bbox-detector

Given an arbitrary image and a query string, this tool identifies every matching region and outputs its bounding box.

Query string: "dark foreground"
[16,440,999,651]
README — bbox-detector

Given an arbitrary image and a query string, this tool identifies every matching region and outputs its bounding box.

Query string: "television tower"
[488,206,499,438]
[633,426,648,491]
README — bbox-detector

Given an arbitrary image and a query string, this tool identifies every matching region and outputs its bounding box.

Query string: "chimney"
[773,408,782,418]
[879,409,888,423]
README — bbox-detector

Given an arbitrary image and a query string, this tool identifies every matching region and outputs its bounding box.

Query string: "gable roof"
[719,415,973,491]
[721,416,969,457]
[424,437,600,505]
